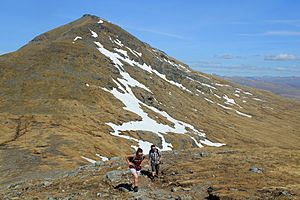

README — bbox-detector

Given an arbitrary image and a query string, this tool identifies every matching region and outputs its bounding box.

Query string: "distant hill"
[224,76,300,101]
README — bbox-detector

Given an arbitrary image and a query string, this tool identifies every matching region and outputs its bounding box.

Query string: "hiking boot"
[133,186,138,192]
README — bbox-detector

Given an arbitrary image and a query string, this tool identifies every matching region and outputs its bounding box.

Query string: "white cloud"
[214,54,242,59]
[266,19,300,27]
[238,31,300,37]
[275,67,287,71]
[263,31,300,36]
[264,54,298,61]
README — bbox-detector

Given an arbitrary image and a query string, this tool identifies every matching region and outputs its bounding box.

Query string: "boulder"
[110,157,122,161]
[42,181,52,187]
[106,170,129,186]
[93,161,105,167]
[171,186,181,192]
[249,166,264,173]
[193,151,209,159]
[177,194,193,200]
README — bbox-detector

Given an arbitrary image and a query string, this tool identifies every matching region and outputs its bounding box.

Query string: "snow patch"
[243,91,253,95]
[125,46,138,57]
[201,83,217,90]
[214,94,221,99]
[131,145,138,151]
[187,77,217,90]
[163,58,190,72]
[114,39,124,47]
[153,71,192,93]
[223,95,242,108]
[223,95,236,105]
[163,58,177,67]
[253,98,266,102]
[190,136,204,147]
[235,110,252,118]
[195,89,205,95]
[95,41,191,93]
[134,50,142,57]
[114,48,128,58]
[215,83,230,87]
[200,139,225,147]
[94,40,224,150]
[81,156,96,164]
[89,29,98,38]
[178,64,191,72]
[204,98,215,104]
[262,106,273,110]
[96,154,109,161]
[125,46,142,57]
[73,36,82,41]
[197,73,211,80]
[217,103,251,118]
[218,103,232,110]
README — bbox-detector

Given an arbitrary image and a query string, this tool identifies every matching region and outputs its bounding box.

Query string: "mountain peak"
[82,13,98,18]
[27,14,106,46]
[1,14,300,191]
[81,13,100,20]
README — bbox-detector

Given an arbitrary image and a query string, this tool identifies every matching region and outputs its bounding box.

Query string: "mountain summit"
[0,14,299,186]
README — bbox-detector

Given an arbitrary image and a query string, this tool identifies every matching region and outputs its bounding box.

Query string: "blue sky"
[1,0,300,77]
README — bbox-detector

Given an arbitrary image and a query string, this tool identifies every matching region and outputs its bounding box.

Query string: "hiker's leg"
[151,163,155,176]
[155,164,159,176]
[130,168,139,187]
[133,172,139,187]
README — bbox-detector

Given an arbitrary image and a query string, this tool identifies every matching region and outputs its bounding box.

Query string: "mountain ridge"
[0,14,299,190]
[223,76,300,101]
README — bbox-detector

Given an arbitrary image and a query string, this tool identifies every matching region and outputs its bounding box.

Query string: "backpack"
[149,149,160,162]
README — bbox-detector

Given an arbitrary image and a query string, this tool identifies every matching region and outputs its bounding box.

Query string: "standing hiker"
[149,144,161,178]
[125,148,146,192]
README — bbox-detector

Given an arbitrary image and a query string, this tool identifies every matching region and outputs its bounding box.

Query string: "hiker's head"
[136,148,143,157]
[151,144,156,150]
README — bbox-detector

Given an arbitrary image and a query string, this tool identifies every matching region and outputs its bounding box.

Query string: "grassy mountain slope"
[0,14,299,188]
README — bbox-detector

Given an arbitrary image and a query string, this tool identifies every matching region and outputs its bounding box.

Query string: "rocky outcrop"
[1,147,299,199]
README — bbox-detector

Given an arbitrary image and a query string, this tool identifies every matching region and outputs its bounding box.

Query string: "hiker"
[149,144,161,178]
[125,148,146,192]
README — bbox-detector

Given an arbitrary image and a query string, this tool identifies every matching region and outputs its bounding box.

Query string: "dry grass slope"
[0,14,299,193]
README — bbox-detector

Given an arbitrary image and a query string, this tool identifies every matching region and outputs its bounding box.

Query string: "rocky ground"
[1,146,299,200]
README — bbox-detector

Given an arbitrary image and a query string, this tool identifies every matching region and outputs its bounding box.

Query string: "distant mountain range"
[223,76,300,101]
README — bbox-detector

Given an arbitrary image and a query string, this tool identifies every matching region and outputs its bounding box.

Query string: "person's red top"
[129,155,145,171]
